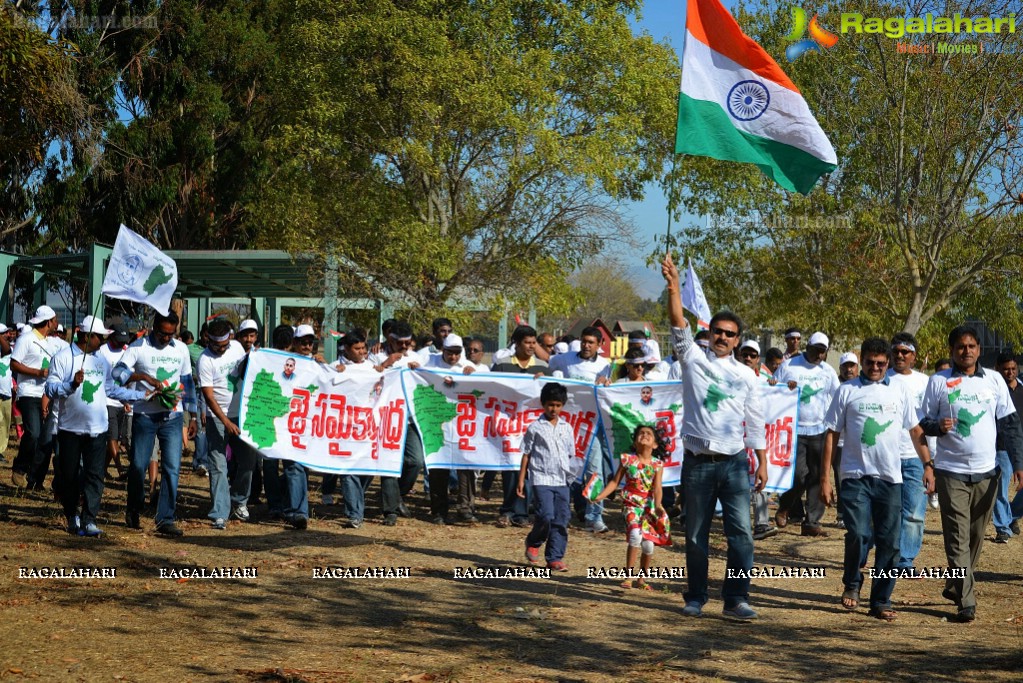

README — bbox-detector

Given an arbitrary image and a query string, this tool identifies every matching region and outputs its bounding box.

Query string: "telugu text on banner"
[596,381,685,487]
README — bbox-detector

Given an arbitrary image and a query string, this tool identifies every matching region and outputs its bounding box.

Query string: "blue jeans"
[683,452,755,609]
[573,431,612,524]
[897,458,927,568]
[526,484,571,563]
[205,418,231,520]
[993,450,1014,535]
[499,471,530,523]
[841,476,901,611]
[281,459,309,518]
[341,475,373,522]
[129,411,183,526]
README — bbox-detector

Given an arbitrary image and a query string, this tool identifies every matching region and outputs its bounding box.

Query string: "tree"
[255,0,679,326]
[0,4,84,249]
[661,0,1023,353]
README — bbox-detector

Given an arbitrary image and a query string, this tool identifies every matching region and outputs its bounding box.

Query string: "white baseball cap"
[642,341,662,363]
[0,323,8,333]
[740,339,761,354]
[569,340,581,352]
[808,332,830,349]
[553,342,568,355]
[238,319,258,333]
[80,315,112,336]
[294,324,316,339]
[839,352,859,366]
[28,305,57,325]
[442,333,463,349]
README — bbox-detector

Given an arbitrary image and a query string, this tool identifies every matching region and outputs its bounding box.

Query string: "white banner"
[101,224,178,316]
[596,381,685,487]
[237,349,406,475]
[746,384,800,493]
[403,370,599,473]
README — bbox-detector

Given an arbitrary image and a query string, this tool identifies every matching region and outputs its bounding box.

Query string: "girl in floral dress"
[593,424,668,589]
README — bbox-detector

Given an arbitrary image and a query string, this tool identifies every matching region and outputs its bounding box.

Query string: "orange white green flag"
[676,0,837,194]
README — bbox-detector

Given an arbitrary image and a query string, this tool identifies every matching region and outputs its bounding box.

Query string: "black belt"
[684,449,740,462]
[0,394,10,401]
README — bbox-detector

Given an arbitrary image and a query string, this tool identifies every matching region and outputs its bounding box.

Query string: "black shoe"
[994,531,1011,543]
[950,606,976,623]
[431,516,448,525]
[288,514,308,530]
[459,512,479,524]
[382,514,398,527]
[397,502,412,518]
[1011,520,1021,536]
[156,522,183,537]
[125,511,141,529]
[941,587,957,604]
[753,525,778,540]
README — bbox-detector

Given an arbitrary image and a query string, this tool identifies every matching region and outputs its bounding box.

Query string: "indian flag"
[677,0,837,194]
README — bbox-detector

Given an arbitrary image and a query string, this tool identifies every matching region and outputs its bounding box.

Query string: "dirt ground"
[1,446,1021,683]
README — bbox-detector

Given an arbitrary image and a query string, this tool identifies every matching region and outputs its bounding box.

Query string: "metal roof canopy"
[10,248,322,299]
[1,246,388,363]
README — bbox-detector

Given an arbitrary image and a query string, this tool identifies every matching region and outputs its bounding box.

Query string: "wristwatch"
[923,461,934,469]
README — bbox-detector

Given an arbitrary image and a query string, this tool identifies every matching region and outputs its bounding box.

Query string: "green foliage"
[256,0,678,321]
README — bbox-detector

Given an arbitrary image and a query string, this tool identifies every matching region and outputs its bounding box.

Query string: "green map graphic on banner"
[860,417,893,446]
[608,401,682,456]
[80,380,102,404]
[143,265,174,295]
[245,369,293,448]
[412,384,458,456]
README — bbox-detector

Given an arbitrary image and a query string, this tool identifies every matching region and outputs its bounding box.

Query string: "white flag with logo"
[682,258,711,330]
[101,224,178,316]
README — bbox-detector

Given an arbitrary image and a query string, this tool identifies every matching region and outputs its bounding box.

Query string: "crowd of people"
[3,253,1023,624]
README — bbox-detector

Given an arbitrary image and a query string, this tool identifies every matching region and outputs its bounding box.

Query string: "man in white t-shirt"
[548,325,613,532]
[663,254,767,621]
[886,333,932,572]
[197,318,250,529]
[773,331,840,536]
[97,325,133,479]
[113,310,197,536]
[10,305,60,489]
[920,324,1023,623]
[368,321,422,525]
[47,317,149,536]
[821,337,933,621]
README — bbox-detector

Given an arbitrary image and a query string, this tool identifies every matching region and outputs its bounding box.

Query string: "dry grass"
[1,450,1021,682]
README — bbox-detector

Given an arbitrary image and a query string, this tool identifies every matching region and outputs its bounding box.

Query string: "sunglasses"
[741,351,759,358]
[892,348,914,355]
[711,327,739,339]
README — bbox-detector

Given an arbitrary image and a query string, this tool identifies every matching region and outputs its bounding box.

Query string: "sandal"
[620,579,634,589]
[841,588,860,610]
[636,582,653,591]
[867,607,897,622]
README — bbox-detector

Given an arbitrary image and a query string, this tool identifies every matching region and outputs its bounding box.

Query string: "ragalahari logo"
[785,8,839,61]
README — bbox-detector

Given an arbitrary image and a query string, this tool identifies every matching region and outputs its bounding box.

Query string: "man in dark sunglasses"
[662,253,767,621]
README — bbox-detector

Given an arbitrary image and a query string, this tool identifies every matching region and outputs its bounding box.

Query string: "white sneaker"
[928,493,939,510]
[232,504,250,521]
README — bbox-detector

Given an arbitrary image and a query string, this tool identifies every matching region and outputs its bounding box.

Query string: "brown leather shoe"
[801,526,828,537]
[774,510,788,528]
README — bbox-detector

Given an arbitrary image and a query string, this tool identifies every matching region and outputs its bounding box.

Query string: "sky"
[621,1,732,299]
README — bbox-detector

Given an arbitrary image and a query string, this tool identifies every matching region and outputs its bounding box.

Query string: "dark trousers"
[429,469,476,518]
[779,432,827,528]
[13,396,54,485]
[380,423,425,514]
[936,471,998,610]
[56,431,107,526]
[526,484,571,563]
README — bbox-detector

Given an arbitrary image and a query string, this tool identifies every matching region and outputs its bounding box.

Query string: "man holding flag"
[113,311,197,536]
